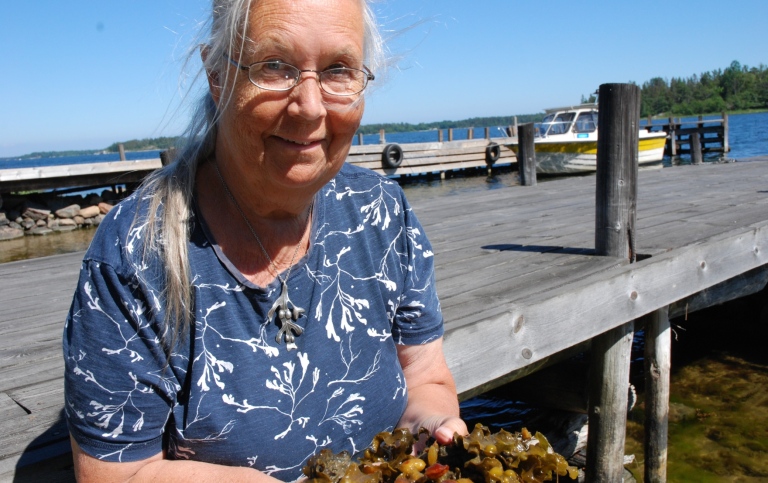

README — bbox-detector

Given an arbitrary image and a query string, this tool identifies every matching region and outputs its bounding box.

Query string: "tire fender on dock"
[382,143,404,169]
[486,142,501,165]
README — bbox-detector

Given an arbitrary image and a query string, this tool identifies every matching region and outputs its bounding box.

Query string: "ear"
[200,45,222,105]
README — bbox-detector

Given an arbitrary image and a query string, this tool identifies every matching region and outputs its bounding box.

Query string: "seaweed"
[303,424,578,483]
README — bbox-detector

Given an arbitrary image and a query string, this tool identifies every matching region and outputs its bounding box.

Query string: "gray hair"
[136,0,385,346]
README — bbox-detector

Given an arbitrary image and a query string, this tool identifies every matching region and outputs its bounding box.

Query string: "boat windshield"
[573,111,598,133]
[538,112,576,136]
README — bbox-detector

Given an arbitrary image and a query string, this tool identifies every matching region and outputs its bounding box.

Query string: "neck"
[197,159,315,285]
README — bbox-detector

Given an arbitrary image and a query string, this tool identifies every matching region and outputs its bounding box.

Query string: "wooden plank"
[445,220,768,396]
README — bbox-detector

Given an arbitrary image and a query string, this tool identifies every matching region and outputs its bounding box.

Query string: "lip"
[273,135,324,148]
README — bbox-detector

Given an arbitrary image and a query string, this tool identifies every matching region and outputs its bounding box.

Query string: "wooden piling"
[667,117,677,157]
[517,123,537,186]
[379,129,386,144]
[448,128,454,141]
[358,132,364,146]
[644,306,671,483]
[118,143,126,161]
[690,132,703,165]
[438,129,444,143]
[723,112,730,153]
[468,127,474,140]
[484,127,490,139]
[587,83,640,483]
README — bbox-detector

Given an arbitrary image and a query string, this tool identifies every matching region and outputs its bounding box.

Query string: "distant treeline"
[356,114,543,135]
[104,137,178,153]
[637,60,768,117]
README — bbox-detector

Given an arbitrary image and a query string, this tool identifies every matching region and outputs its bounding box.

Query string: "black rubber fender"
[381,143,403,169]
[485,142,501,165]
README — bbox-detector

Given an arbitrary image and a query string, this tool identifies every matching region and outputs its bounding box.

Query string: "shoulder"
[82,191,153,270]
[326,163,409,205]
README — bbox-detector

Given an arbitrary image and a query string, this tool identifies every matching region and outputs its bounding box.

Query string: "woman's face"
[212,0,366,196]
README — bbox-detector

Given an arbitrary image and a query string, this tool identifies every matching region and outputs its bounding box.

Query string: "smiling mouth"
[277,136,317,146]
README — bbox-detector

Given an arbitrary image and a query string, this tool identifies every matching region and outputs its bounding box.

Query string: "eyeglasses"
[225,55,374,96]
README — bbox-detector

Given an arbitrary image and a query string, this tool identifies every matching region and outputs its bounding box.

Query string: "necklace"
[213,161,312,349]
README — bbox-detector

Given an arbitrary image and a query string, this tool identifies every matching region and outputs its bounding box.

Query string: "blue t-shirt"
[63,163,443,481]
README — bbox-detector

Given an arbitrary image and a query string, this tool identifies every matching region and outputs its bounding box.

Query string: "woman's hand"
[396,338,469,450]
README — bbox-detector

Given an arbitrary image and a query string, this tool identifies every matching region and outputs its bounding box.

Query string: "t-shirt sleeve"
[63,258,180,462]
[390,194,444,345]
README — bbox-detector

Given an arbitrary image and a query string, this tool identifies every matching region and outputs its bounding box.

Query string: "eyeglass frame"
[224,54,375,97]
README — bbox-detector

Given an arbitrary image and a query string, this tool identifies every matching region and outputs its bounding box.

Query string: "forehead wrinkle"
[242,0,364,62]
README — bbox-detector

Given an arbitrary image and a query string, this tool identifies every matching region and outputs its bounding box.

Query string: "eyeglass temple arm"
[224,54,250,72]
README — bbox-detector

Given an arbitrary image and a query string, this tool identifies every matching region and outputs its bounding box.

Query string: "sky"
[1,0,767,158]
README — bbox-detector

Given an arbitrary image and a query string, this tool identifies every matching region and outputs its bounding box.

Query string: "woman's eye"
[264,60,284,71]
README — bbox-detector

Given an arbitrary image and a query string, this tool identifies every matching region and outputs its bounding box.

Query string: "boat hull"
[511,134,667,174]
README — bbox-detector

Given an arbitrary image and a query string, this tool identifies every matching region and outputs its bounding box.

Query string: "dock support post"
[448,128,454,142]
[379,129,386,144]
[438,129,444,143]
[667,117,677,158]
[723,112,730,153]
[587,83,640,483]
[118,143,126,161]
[468,127,474,140]
[518,123,537,186]
[358,133,364,146]
[484,127,490,139]
[644,306,671,483]
[690,132,702,165]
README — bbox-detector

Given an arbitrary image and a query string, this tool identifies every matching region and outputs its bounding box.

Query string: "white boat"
[510,104,668,174]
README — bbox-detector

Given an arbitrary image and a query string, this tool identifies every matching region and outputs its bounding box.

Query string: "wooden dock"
[2,156,767,481]
[0,139,514,196]
[0,158,162,193]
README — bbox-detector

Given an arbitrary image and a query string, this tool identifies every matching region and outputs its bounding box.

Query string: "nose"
[286,71,326,120]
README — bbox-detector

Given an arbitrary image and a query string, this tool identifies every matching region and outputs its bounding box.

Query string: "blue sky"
[1,0,766,158]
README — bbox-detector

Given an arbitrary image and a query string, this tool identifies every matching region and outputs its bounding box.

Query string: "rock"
[9,221,23,230]
[55,204,81,219]
[51,218,77,231]
[79,205,101,219]
[74,215,85,226]
[0,225,24,241]
[29,227,53,236]
[0,212,8,226]
[93,214,106,225]
[36,219,47,227]
[21,219,36,230]
[98,202,114,214]
[22,206,51,221]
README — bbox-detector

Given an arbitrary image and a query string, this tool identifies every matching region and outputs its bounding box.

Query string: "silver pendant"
[267,280,305,349]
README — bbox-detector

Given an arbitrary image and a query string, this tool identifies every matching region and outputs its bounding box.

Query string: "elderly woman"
[63,0,466,481]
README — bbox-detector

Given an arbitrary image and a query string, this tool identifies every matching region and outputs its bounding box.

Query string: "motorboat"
[509,104,668,174]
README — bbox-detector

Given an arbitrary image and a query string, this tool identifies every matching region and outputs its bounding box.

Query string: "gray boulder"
[55,204,81,219]
[0,225,23,241]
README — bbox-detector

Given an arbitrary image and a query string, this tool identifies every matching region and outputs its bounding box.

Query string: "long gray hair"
[136,0,385,345]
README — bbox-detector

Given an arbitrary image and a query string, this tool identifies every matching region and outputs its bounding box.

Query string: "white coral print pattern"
[63,165,443,481]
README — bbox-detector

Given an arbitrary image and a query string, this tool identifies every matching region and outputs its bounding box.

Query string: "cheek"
[328,100,365,136]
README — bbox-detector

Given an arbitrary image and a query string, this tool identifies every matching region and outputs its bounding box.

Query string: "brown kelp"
[303,424,578,483]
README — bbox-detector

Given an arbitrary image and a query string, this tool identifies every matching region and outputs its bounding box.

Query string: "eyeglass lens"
[249,62,368,96]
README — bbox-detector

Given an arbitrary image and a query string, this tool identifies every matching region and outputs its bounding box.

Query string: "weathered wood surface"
[0,159,163,193]
[644,306,671,483]
[345,137,515,176]
[587,83,640,482]
[1,157,768,480]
